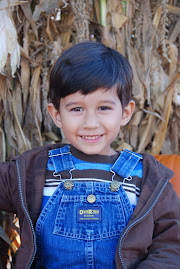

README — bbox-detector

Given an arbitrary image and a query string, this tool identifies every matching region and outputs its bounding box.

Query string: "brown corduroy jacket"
[0,144,180,269]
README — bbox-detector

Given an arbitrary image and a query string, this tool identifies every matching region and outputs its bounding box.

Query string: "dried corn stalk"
[0,9,20,76]
[0,0,179,159]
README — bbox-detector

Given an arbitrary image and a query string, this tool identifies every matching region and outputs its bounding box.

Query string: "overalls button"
[64,180,74,190]
[109,180,120,192]
[87,194,96,203]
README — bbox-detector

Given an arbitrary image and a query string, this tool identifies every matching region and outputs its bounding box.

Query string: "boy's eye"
[71,107,83,112]
[99,106,111,111]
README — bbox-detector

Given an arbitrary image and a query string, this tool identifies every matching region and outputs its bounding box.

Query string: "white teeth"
[82,135,101,140]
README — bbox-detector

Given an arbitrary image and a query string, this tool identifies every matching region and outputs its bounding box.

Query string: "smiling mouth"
[81,135,103,141]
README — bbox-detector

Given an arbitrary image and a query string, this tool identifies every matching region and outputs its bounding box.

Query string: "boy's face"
[48,86,135,156]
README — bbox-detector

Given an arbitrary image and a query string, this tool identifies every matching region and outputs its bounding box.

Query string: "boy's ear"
[120,100,135,126]
[47,103,62,128]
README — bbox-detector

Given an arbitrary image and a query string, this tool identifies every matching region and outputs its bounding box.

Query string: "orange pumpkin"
[155,155,180,198]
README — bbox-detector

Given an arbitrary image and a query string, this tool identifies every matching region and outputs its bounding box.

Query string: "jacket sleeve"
[0,161,18,213]
[136,183,180,269]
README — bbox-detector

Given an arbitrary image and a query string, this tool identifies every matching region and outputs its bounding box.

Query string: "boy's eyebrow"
[100,100,116,105]
[65,100,117,107]
[65,101,81,107]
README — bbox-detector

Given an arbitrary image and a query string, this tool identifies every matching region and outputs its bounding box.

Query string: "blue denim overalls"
[35,145,142,269]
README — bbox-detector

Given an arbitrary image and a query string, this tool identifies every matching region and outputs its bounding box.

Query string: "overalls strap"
[49,145,143,180]
[48,145,74,174]
[111,150,143,179]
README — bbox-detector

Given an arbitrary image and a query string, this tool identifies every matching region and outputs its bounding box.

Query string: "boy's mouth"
[80,135,103,141]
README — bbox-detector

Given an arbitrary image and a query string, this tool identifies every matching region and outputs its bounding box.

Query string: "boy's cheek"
[105,118,121,128]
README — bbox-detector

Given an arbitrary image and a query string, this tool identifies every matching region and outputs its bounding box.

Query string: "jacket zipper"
[118,180,169,269]
[16,159,37,269]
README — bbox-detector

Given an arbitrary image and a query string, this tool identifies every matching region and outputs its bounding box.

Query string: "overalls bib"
[35,146,142,269]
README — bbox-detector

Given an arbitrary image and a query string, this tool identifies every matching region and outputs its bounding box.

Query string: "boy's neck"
[70,144,119,164]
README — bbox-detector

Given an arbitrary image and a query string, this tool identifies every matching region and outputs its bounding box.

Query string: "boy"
[0,41,179,269]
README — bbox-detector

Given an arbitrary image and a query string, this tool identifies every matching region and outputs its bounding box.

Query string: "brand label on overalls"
[77,207,102,222]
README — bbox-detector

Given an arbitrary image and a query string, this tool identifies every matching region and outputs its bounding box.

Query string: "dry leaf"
[112,13,128,29]
[20,2,38,38]
[0,9,20,76]
[151,84,175,154]
[33,0,60,21]
[0,0,27,9]
[137,114,156,153]
[169,20,180,44]
[0,127,6,161]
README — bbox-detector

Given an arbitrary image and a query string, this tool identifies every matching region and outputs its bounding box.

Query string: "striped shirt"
[43,146,143,210]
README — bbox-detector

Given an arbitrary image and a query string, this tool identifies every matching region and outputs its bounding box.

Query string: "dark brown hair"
[48,41,133,109]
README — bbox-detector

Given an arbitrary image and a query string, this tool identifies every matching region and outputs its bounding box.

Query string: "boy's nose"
[82,112,99,129]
